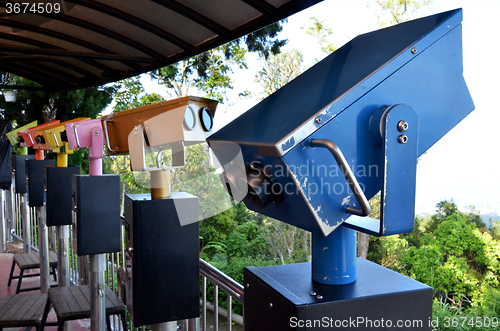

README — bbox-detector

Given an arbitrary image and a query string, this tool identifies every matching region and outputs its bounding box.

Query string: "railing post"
[21,193,30,253]
[202,276,207,331]
[38,205,50,293]
[6,186,13,242]
[0,190,6,252]
[227,296,232,331]
[188,318,198,331]
[214,285,219,331]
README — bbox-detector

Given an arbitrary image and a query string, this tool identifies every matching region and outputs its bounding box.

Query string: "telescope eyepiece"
[35,135,45,144]
[60,130,68,142]
[245,163,283,210]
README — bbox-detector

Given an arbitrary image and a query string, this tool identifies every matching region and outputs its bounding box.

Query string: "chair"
[0,293,51,331]
[8,251,58,294]
[48,285,128,331]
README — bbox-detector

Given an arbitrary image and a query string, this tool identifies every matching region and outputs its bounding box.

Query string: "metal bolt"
[246,283,250,288]
[95,130,100,136]
[316,295,323,300]
[411,48,417,54]
[99,288,104,297]
[269,303,273,308]
[133,131,137,136]
[398,120,409,132]
[398,135,408,144]
[310,292,316,296]
[315,117,322,124]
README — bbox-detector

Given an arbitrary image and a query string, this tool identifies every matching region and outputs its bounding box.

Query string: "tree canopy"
[0,74,116,125]
[149,22,287,103]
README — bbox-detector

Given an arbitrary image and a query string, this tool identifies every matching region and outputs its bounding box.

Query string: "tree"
[372,0,433,27]
[301,17,337,56]
[150,22,287,103]
[358,193,381,258]
[403,214,500,308]
[255,48,304,97]
[112,76,165,113]
[0,74,117,125]
[425,199,485,233]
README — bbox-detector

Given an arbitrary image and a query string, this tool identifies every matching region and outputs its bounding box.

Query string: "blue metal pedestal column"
[312,226,357,285]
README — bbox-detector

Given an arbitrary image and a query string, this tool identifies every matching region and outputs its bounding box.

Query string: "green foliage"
[373,0,433,27]
[112,76,165,112]
[402,214,500,307]
[243,22,287,60]
[425,199,484,233]
[150,22,286,102]
[67,147,89,174]
[255,49,304,97]
[206,254,276,315]
[0,77,116,125]
[301,17,337,55]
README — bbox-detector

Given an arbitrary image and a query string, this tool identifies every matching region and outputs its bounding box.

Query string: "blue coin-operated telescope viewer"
[208,9,474,330]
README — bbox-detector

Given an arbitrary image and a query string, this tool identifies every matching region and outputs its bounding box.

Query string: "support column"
[57,225,70,286]
[6,187,13,242]
[90,254,106,331]
[149,169,176,331]
[311,226,357,285]
[58,224,72,331]
[38,205,50,293]
[0,190,5,252]
[20,193,30,253]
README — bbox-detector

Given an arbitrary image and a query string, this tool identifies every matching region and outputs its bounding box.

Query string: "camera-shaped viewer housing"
[101,96,217,171]
[17,120,60,148]
[6,121,37,145]
[208,8,475,237]
[35,118,90,151]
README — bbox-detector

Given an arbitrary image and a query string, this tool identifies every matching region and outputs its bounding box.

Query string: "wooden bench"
[8,251,58,294]
[0,293,51,331]
[49,285,127,331]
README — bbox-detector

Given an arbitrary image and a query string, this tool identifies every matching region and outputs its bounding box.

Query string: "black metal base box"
[45,166,80,226]
[26,159,54,206]
[72,174,121,255]
[244,258,432,330]
[124,192,200,326]
[12,154,35,194]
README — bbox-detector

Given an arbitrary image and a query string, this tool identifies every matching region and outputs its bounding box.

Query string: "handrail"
[200,259,244,305]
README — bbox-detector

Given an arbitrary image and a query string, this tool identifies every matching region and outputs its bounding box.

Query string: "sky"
[139,0,500,216]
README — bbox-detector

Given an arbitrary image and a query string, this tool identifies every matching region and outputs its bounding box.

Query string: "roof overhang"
[0,0,322,91]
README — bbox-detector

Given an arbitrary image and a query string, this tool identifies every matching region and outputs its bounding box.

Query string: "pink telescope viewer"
[64,118,104,176]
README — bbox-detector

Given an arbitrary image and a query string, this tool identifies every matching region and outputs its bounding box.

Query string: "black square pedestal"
[26,159,54,206]
[12,155,35,193]
[124,192,200,326]
[71,174,121,255]
[244,258,432,330]
[45,166,80,226]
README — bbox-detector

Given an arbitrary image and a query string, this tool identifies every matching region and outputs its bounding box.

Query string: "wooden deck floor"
[0,241,91,331]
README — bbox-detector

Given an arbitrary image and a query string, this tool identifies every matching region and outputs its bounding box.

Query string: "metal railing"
[6,188,246,331]
[200,259,244,331]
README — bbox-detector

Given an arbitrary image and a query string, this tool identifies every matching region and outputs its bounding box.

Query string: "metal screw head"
[315,117,322,124]
[269,303,273,308]
[95,130,100,136]
[411,48,417,54]
[246,283,250,288]
[310,292,316,296]
[316,295,323,300]
[398,120,409,132]
[398,135,408,144]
